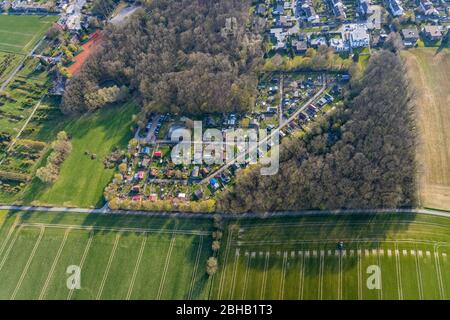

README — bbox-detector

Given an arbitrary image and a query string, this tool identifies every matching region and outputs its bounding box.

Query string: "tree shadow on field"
[218,213,420,289]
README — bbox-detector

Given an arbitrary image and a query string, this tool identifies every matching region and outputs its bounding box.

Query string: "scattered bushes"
[36,131,72,184]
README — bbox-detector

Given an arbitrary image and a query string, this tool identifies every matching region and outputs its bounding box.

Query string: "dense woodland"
[62,0,264,116]
[218,50,417,213]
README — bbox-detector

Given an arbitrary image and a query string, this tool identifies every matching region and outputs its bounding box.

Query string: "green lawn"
[0,211,448,300]
[22,102,138,208]
[0,15,57,54]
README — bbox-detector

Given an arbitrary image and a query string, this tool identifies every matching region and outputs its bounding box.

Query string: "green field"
[0,15,57,54]
[0,211,448,300]
[21,102,138,207]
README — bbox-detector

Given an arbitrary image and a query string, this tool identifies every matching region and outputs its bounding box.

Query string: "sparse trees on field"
[212,241,221,252]
[206,257,218,276]
[36,131,72,185]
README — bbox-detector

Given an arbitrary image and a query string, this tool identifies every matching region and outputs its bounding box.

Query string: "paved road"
[0,205,448,219]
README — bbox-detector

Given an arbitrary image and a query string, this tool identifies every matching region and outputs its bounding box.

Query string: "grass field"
[403,48,450,211]
[22,102,139,208]
[0,211,448,300]
[0,15,57,54]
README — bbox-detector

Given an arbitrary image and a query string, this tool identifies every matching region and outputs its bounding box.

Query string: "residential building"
[270,28,288,50]
[388,0,404,16]
[292,39,308,53]
[357,0,373,17]
[310,36,328,48]
[330,38,348,51]
[300,1,320,23]
[401,28,419,47]
[346,25,370,48]
[422,25,444,41]
[418,0,439,17]
[330,0,347,20]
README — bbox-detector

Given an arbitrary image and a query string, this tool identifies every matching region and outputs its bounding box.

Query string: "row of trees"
[206,215,224,276]
[62,0,264,116]
[36,132,72,184]
[218,50,417,212]
[107,197,216,213]
[263,47,354,73]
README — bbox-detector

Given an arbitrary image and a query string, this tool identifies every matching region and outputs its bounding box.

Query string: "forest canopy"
[62,0,264,115]
[218,50,417,213]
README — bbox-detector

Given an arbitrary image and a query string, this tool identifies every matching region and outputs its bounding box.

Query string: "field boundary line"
[10,226,45,300]
[188,235,203,300]
[338,253,343,300]
[318,253,324,300]
[239,220,450,232]
[394,243,404,300]
[260,252,269,300]
[157,231,176,300]
[234,230,450,244]
[17,222,209,236]
[0,215,20,259]
[433,244,445,300]
[229,249,240,299]
[414,245,424,300]
[0,29,34,37]
[126,232,147,300]
[39,228,71,300]
[67,231,94,300]
[234,238,450,246]
[242,254,252,299]
[357,246,362,300]
[217,228,233,299]
[298,253,305,300]
[0,225,23,273]
[96,233,121,300]
[279,252,288,300]
[435,244,447,299]
[377,248,382,300]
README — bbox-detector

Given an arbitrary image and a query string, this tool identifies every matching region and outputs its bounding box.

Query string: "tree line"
[218,50,417,213]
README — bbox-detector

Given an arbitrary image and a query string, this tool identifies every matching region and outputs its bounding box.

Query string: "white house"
[347,25,370,48]
[388,0,404,16]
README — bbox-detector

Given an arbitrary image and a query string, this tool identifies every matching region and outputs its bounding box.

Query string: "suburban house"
[388,0,404,16]
[292,39,308,53]
[418,0,439,17]
[330,37,348,51]
[270,28,288,50]
[421,25,444,41]
[10,0,54,13]
[330,0,347,20]
[273,3,284,15]
[277,15,295,27]
[310,36,328,48]
[300,1,320,23]
[357,0,373,17]
[345,25,370,48]
[401,28,419,47]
